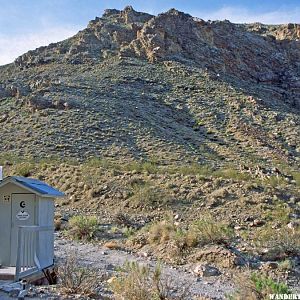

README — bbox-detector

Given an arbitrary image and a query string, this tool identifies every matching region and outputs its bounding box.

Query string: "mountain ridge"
[0,6,299,167]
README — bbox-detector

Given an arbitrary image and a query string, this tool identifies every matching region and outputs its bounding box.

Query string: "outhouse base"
[0,267,15,281]
[0,265,55,283]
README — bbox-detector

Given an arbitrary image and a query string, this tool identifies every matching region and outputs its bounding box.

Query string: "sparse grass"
[15,162,35,177]
[214,168,251,181]
[84,158,159,174]
[278,259,294,271]
[130,182,172,208]
[261,176,289,188]
[85,157,114,169]
[190,214,234,246]
[146,214,233,251]
[292,171,300,187]
[68,215,99,241]
[123,161,159,174]
[0,153,27,165]
[110,261,190,300]
[164,163,213,176]
[253,226,300,260]
[58,253,100,297]
[263,204,290,223]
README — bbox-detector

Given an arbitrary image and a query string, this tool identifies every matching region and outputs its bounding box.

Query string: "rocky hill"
[0,6,299,167]
[0,7,300,298]
[0,6,299,205]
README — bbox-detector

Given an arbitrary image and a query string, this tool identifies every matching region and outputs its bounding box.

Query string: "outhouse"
[0,175,64,280]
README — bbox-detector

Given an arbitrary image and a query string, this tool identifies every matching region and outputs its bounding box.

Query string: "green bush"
[251,273,291,295]
[231,272,291,300]
[68,216,99,241]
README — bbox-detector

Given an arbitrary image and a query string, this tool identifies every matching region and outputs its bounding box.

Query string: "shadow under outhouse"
[0,176,64,281]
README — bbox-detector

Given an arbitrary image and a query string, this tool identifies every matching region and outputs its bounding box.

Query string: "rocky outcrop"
[11,7,300,108]
[15,6,154,68]
[14,7,300,75]
[245,23,300,40]
[0,83,30,99]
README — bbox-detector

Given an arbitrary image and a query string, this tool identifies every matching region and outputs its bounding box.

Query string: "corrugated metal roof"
[12,176,64,197]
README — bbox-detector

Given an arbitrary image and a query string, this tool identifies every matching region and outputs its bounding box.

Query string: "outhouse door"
[10,194,36,266]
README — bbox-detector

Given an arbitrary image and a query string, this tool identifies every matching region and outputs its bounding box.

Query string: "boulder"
[193,264,221,277]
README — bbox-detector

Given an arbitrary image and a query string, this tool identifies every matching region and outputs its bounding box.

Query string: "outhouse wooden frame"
[0,176,64,281]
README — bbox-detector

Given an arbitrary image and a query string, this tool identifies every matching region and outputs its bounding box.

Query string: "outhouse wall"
[0,183,31,266]
[37,197,55,268]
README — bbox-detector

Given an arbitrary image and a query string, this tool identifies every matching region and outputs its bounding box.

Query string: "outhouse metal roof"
[0,176,65,198]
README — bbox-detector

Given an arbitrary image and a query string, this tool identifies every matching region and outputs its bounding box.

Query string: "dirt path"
[54,235,235,299]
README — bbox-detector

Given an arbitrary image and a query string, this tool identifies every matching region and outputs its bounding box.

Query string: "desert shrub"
[251,273,290,294]
[68,215,99,241]
[110,261,189,300]
[278,259,294,271]
[145,221,198,256]
[253,226,300,260]
[148,221,177,244]
[58,253,100,297]
[15,162,35,177]
[191,215,234,246]
[122,226,137,238]
[231,272,291,300]
[130,183,172,208]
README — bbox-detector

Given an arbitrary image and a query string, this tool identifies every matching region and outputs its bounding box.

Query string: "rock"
[190,245,246,268]
[0,113,9,123]
[261,261,279,270]
[250,219,265,227]
[287,221,300,233]
[107,276,117,284]
[193,264,221,277]
[0,86,10,99]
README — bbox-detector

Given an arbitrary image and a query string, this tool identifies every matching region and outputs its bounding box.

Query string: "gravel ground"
[1,235,299,299]
[53,234,235,299]
[0,234,237,299]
